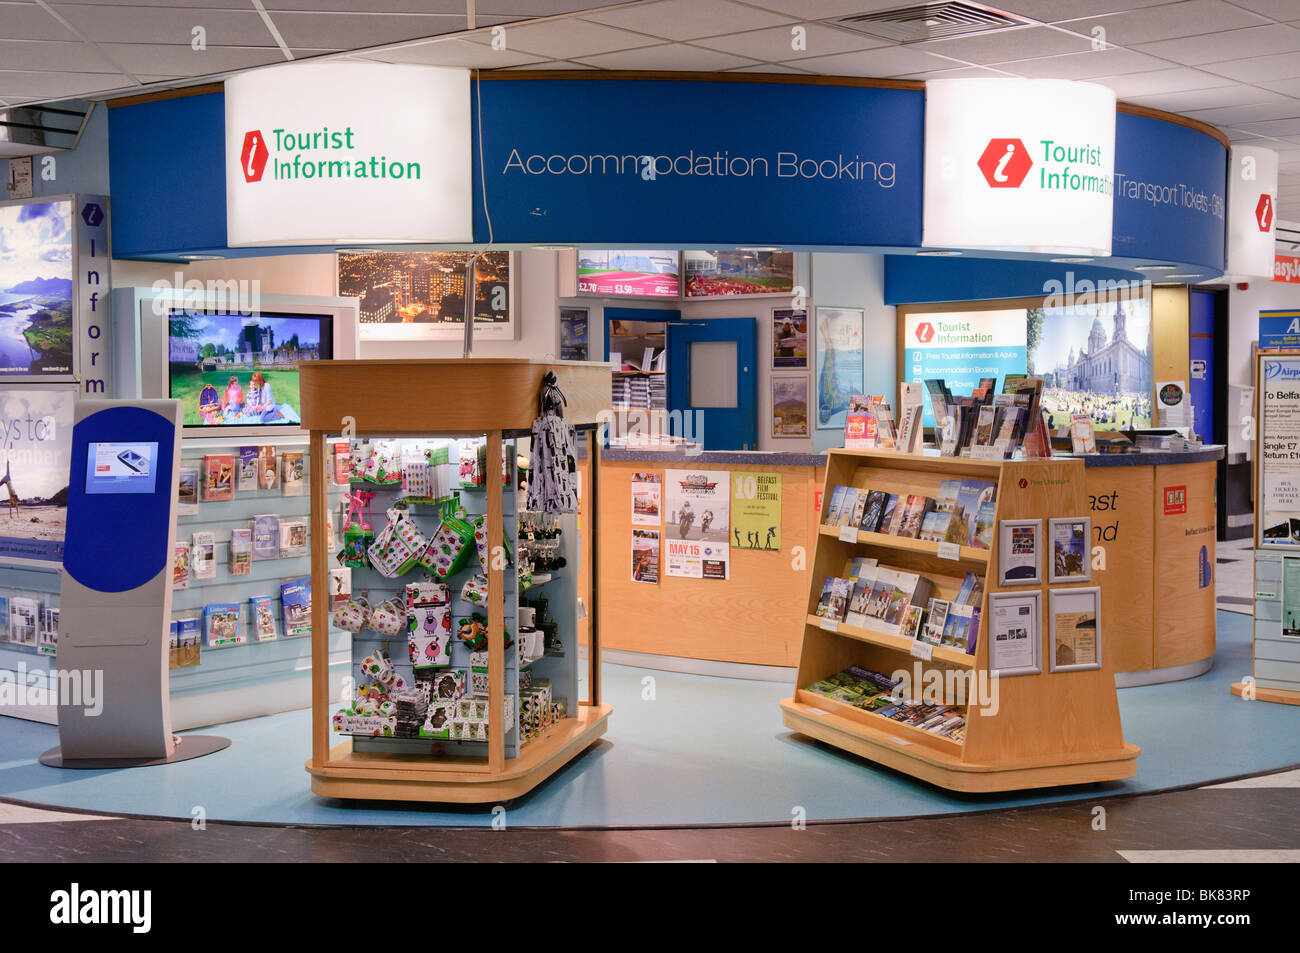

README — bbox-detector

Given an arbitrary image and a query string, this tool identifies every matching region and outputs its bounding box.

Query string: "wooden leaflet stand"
[299,359,613,802]
[780,448,1139,792]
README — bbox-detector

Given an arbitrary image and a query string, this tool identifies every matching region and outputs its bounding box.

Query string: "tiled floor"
[1217,537,1254,616]
[3,770,1298,862]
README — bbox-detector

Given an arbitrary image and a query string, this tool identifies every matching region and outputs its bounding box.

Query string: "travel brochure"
[815,552,982,653]
[825,478,996,549]
[804,665,966,743]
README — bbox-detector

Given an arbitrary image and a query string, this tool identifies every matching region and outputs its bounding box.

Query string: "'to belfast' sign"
[923,78,1116,256]
[224,62,472,246]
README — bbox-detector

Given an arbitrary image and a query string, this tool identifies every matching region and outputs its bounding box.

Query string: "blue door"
[1189,290,1215,442]
[668,318,758,450]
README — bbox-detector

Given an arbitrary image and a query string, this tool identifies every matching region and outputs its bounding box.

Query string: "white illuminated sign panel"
[923,78,1116,256]
[1227,144,1278,279]
[224,62,472,246]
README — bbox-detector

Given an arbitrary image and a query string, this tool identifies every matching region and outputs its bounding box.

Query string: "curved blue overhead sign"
[106,77,1225,278]
[1112,111,1226,273]
[471,78,924,248]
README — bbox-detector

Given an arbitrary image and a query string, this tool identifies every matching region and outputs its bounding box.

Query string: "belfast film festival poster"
[731,471,781,551]
[664,469,730,579]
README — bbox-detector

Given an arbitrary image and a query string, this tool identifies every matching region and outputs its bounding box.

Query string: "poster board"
[1256,352,1300,550]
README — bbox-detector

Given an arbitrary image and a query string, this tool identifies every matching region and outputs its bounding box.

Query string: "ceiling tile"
[1122,85,1293,111]
[575,43,762,70]
[0,39,116,72]
[725,62,814,74]
[914,26,1093,66]
[477,0,630,13]
[468,19,662,58]
[1231,117,1300,137]
[582,0,796,42]
[0,1,79,40]
[267,12,467,49]
[998,47,1168,80]
[260,0,464,10]
[1182,101,1300,125]
[49,4,278,46]
[741,0,920,17]
[500,60,596,70]
[1221,0,1300,18]
[1259,78,1300,97]
[1132,25,1300,66]
[1056,1,1270,46]
[1092,67,1237,98]
[0,70,133,99]
[989,0,1177,18]
[784,45,969,77]
[354,38,545,69]
[897,66,1014,81]
[99,43,289,75]
[691,22,889,61]
[1201,51,1300,82]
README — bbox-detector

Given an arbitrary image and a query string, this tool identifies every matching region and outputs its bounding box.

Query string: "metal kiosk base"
[39,735,231,769]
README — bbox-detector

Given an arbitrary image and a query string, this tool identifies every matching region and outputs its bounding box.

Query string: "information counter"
[1076,446,1224,686]
[596,449,825,671]
[594,445,1222,683]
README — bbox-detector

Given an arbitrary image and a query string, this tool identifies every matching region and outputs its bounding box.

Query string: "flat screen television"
[683,250,795,298]
[577,249,680,298]
[167,310,333,429]
[0,198,74,378]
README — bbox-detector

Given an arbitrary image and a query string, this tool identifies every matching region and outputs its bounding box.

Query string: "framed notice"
[1257,354,1300,549]
[1048,517,1091,583]
[998,518,1042,586]
[772,308,808,369]
[771,376,809,438]
[988,590,1041,677]
[559,307,589,361]
[1048,586,1102,672]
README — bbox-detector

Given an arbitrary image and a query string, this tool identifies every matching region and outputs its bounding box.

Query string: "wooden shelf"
[308,703,613,802]
[780,697,1138,793]
[789,449,1139,792]
[807,614,976,669]
[817,524,989,566]
[794,688,964,757]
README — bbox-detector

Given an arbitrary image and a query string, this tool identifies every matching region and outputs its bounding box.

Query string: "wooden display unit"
[779,448,1139,792]
[299,359,613,802]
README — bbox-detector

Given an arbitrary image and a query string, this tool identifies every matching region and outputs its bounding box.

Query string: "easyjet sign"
[1274,253,1300,283]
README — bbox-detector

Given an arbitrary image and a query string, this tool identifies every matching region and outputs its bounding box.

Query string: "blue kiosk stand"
[41,400,229,768]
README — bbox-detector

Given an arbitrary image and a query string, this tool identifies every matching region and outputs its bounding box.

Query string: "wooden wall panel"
[1084,466,1156,674]
[1153,461,1217,668]
[597,460,823,667]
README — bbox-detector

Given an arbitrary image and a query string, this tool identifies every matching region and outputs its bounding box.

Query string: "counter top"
[1063,445,1225,467]
[600,447,827,467]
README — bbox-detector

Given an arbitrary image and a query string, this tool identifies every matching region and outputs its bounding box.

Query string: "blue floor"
[1,610,1297,827]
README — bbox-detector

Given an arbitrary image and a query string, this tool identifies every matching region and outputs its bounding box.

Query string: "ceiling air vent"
[831,1,1029,44]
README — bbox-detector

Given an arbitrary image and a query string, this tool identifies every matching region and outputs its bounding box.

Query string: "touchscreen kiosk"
[42,399,229,767]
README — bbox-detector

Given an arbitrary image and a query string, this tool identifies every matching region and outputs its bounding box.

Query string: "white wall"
[113,248,897,453]
[809,253,893,453]
[1228,278,1300,385]
[112,249,566,360]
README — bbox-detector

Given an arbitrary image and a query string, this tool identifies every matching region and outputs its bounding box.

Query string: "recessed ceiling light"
[337,247,384,255]
[532,244,576,251]
[1134,264,1177,271]
[736,246,782,252]
[176,254,224,261]
[1050,257,1093,263]
[1163,273,1203,279]
[916,249,962,256]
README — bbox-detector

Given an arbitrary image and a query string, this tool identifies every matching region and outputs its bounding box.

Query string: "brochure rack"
[299,359,612,802]
[779,448,1138,792]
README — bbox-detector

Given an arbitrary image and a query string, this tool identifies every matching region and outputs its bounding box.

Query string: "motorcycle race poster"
[664,469,730,580]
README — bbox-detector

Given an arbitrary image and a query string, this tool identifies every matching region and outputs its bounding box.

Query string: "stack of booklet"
[824,478,996,549]
[804,665,967,742]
